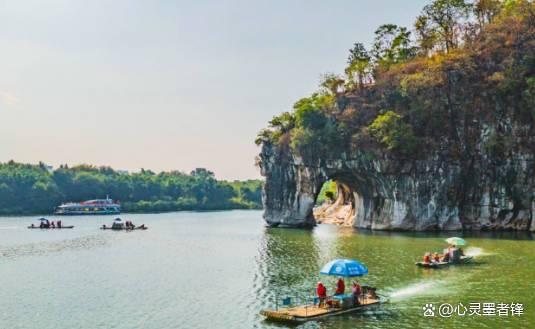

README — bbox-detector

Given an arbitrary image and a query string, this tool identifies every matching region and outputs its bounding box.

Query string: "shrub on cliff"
[289,93,345,159]
[368,111,419,155]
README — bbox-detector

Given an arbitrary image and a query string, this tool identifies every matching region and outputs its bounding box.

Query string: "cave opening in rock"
[313,178,357,226]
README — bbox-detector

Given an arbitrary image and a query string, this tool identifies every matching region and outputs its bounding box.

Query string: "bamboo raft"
[415,256,473,268]
[27,225,74,229]
[260,296,382,323]
[100,225,148,231]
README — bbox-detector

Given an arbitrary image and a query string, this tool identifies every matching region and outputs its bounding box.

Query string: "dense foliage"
[257,0,534,162]
[0,161,262,215]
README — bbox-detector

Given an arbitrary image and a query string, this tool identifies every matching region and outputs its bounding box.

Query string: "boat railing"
[272,289,316,311]
[271,289,353,317]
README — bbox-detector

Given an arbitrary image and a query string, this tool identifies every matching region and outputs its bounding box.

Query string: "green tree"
[414,15,438,56]
[368,111,418,154]
[269,111,295,133]
[474,0,503,25]
[345,43,372,88]
[320,73,345,95]
[420,0,472,52]
[255,112,296,145]
[372,24,415,66]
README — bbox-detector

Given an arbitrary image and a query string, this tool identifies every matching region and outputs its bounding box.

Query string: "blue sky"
[0,0,428,179]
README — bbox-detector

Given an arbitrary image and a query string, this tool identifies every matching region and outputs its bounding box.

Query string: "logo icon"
[423,303,435,317]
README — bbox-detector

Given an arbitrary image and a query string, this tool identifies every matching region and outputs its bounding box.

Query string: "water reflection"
[356,228,533,241]
[255,227,322,303]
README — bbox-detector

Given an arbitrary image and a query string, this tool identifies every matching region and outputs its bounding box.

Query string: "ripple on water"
[0,234,111,259]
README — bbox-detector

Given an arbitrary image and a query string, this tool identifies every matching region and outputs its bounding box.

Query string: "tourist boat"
[415,256,473,268]
[415,237,473,268]
[27,218,74,229]
[260,292,384,323]
[100,218,147,230]
[54,196,120,215]
[28,225,74,229]
[100,225,148,231]
[260,259,386,323]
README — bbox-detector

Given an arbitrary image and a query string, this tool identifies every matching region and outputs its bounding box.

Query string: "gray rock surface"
[258,142,534,231]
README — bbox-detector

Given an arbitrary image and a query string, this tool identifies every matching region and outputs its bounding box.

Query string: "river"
[0,210,532,329]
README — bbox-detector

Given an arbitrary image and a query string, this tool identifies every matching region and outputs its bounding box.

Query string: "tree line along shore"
[0,161,262,215]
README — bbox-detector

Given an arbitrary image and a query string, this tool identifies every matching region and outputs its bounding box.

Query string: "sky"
[0,0,429,180]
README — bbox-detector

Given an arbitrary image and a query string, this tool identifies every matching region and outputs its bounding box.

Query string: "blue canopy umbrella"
[38,218,48,221]
[320,259,368,277]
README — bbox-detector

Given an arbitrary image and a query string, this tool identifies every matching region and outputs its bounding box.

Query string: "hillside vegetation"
[257,0,534,162]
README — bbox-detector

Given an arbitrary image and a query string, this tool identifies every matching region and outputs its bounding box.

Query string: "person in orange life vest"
[317,281,327,307]
[433,252,440,263]
[335,278,345,295]
[423,252,431,264]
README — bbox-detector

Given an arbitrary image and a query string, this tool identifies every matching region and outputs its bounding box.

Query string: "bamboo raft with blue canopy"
[260,259,386,323]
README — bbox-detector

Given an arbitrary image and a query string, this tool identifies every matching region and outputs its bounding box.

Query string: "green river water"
[0,210,532,329]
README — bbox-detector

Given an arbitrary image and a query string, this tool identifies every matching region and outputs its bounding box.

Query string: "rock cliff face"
[259,138,534,231]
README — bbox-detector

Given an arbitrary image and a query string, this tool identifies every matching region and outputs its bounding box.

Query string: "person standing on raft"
[335,278,345,295]
[352,281,361,305]
[317,281,327,307]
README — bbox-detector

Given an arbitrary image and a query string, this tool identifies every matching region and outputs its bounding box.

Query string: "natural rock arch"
[259,143,534,231]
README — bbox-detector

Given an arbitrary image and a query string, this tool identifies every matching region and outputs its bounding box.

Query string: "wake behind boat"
[55,196,120,215]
